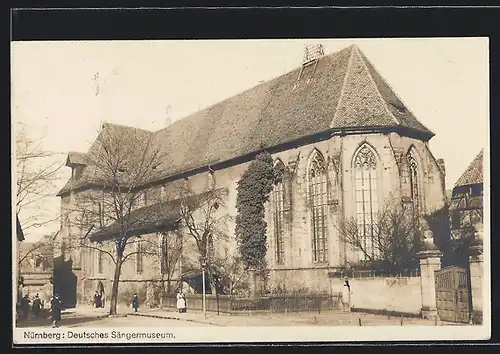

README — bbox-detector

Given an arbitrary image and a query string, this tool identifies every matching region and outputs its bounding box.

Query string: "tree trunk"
[207,267,220,315]
[109,255,123,315]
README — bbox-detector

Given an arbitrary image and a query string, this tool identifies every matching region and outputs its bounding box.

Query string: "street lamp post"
[200,256,207,318]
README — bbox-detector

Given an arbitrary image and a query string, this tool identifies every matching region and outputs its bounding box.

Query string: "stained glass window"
[309,152,328,263]
[354,145,379,260]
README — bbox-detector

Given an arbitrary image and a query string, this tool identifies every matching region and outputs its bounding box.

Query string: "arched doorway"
[97,281,105,308]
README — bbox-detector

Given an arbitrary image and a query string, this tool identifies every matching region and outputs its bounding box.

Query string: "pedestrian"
[341,278,351,312]
[132,293,139,312]
[32,294,42,319]
[176,291,186,313]
[94,291,102,308]
[50,294,62,328]
[20,294,31,321]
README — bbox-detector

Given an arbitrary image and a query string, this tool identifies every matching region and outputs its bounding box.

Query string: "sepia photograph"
[12,37,490,344]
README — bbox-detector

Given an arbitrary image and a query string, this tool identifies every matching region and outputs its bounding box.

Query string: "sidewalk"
[62,304,131,317]
[128,308,459,327]
[15,304,130,328]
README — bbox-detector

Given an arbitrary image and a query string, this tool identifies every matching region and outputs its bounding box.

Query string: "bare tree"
[339,201,423,272]
[210,254,248,296]
[67,125,169,315]
[158,230,183,296]
[176,185,234,312]
[15,122,64,234]
[18,232,58,266]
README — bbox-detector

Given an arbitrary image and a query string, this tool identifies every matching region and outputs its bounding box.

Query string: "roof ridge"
[330,45,356,128]
[102,121,153,133]
[355,46,400,126]
[153,45,355,136]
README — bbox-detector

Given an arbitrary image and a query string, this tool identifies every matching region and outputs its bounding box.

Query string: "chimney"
[437,158,446,193]
[437,158,446,177]
[164,105,172,127]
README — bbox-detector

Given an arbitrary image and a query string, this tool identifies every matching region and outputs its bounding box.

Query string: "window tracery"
[309,152,328,263]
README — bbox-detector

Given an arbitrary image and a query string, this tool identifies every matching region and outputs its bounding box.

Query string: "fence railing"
[162,293,342,314]
[330,268,421,279]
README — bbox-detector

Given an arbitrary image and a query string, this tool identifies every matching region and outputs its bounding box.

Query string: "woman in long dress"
[94,291,102,308]
[176,292,186,313]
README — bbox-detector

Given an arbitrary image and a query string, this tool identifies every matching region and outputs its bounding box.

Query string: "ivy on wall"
[235,152,283,270]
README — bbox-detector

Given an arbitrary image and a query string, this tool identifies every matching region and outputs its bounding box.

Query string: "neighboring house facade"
[18,239,54,305]
[55,44,447,305]
[448,150,484,265]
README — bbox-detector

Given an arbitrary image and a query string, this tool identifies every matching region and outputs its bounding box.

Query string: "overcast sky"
[11,38,489,241]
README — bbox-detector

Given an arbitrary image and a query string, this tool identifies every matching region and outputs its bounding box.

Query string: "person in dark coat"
[20,295,31,321]
[94,291,102,308]
[50,294,62,328]
[32,294,42,319]
[132,293,139,312]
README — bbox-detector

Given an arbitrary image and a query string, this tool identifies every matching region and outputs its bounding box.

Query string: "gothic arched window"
[273,160,286,265]
[309,151,328,263]
[135,240,143,274]
[206,233,215,263]
[353,144,379,260]
[159,233,168,275]
[407,149,421,212]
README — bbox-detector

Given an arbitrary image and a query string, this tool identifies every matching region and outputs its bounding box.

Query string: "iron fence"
[162,293,342,314]
[330,268,421,279]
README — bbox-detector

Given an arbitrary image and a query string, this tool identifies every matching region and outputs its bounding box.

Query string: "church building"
[55,44,447,305]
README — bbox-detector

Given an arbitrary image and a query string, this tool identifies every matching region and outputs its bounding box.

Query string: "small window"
[97,249,104,274]
[451,211,462,229]
[96,202,104,227]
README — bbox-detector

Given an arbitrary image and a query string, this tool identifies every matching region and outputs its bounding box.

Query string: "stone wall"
[331,276,422,315]
[21,271,53,307]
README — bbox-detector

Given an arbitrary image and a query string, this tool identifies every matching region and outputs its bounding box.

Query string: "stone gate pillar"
[416,230,443,320]
[469,223,484,324]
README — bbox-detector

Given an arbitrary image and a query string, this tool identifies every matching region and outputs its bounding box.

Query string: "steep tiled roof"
[57,123,154,196]
[455,149,483,187]
[90,198,181,242]
[89,188,225,241]
[58,45,434,195]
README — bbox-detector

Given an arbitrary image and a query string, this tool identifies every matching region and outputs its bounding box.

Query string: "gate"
[434,266,471,323]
